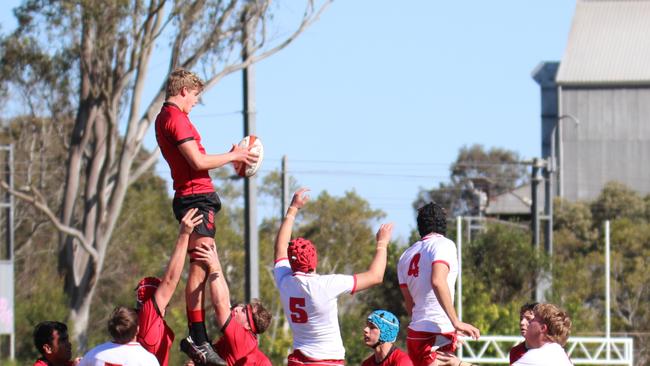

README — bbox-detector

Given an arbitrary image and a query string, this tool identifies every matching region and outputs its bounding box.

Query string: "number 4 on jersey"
[289,297,308,323]
[408,253,421,277]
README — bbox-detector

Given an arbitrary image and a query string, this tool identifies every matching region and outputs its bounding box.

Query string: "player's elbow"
[187,158,204,171]
[431,278,446,291]
[367,270,384,286]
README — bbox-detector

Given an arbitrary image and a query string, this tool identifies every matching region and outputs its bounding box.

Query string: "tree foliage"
[552,182,650,364]
[415,144,527,216]
[0,0,331,347]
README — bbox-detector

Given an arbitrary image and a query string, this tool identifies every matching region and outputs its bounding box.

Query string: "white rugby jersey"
[78,341,160,366]
[273,258,357,360]
[513,342,573,366]
[397,233,458,333]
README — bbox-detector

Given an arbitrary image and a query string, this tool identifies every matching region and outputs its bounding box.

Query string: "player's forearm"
[156,232,190,310]
[366,246,388,282]
[164,232,190,283]
[207,261,231,325]
[191,152,237,171]
[355,246,388,291]
[274,206,297,259]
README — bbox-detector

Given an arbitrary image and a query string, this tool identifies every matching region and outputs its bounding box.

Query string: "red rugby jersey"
[362,347,413,366]
[155,103,214,197]
[137,298,174,366]
[509,341,528,365]
[214,315,271,366]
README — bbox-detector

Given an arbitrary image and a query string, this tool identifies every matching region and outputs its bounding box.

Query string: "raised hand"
[180,208,203,235]
[290,187,310,209]
[376,223,394,248]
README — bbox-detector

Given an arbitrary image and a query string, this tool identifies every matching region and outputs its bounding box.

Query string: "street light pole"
[550,114,580,198]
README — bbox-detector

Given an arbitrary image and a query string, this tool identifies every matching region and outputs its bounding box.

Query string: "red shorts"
[406,329,456,366]
[287,350,345,366]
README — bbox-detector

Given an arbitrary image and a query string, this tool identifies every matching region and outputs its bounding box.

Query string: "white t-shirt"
[273,258,356,360]
[79,341,160,366]
[397,233,458,333]
[513,342,573,366]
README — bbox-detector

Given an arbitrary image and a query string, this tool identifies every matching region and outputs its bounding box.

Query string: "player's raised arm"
[274,188,310,261]
[353,223,394,292]
[154,208,203,314]
[191,243,231,328]
[178,141,258,171]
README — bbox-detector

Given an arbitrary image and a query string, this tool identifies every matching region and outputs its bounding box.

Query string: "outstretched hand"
[376,223,394,248]
[231,144,259,166]
[180,208,203,235]
[191,243,219,272]
[454,321,480,340]
[435,351,460,366]
[290,187,310,209]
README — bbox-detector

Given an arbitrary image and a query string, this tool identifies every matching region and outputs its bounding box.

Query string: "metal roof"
[556,0,650,86]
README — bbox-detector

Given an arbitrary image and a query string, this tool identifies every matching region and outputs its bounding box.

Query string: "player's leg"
[175,193,224,365]
[186,232,211,344]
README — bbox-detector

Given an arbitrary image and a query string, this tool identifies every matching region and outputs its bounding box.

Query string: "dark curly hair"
[33,321,68,356]
[417,202,447,237]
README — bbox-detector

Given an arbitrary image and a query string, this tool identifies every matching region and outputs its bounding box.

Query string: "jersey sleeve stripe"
[275,257,288,264]
[351,274,358,294]
[176,136,195,145]
[432,260,450,269]
[399,283,408,288]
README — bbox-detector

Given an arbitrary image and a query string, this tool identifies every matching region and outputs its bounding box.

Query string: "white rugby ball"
[233,135,264,177]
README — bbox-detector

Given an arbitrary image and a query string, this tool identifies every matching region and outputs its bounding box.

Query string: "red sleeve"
[432,259,450,269]
[350,274,358,294]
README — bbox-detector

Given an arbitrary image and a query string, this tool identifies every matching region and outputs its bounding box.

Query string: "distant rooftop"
[556,0,650,86]
[485,183,545,216]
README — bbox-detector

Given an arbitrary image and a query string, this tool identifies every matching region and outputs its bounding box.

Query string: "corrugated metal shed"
[556,0,650,85]
[485,183,545,216]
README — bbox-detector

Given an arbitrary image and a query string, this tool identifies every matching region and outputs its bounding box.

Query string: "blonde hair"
[165,68,204,98]
[534,303,572,346]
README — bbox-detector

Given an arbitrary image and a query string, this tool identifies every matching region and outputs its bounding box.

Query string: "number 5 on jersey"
[289,297,308,323]
[408,253,421,277]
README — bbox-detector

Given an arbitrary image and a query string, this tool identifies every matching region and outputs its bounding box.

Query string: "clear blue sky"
[1,1,576,241]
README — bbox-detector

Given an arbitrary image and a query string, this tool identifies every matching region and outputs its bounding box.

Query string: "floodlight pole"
[242,9,259,301]
[605,220,611,359]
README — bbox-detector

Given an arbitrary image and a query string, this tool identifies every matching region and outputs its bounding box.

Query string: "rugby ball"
[233,135,264,177]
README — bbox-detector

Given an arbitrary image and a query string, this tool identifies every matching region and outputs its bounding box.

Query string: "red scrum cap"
[287,237,318,273]
[135,277,161,307]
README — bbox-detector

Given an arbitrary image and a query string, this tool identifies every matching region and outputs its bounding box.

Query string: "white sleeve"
[273,258,292,287]
[321,274,356,297]
[431,241,456,269]
[397,255,406,285]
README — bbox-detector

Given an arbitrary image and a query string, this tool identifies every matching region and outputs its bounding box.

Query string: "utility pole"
[281,156,289,216]
[530,157,552,302]
[242,8,258,301]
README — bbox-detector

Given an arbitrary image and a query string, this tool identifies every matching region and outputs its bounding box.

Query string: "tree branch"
[129,148,160,184]
[0,181,98,260]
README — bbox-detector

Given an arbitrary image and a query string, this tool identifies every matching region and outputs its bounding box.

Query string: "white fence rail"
[458,336,633,365]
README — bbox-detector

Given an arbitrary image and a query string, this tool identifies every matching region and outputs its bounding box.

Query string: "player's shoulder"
[392,347,414,364]
[399,241,423,261]
[423,234,456,250]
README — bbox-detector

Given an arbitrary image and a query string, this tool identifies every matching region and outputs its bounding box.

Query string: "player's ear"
[43,343,53,355]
